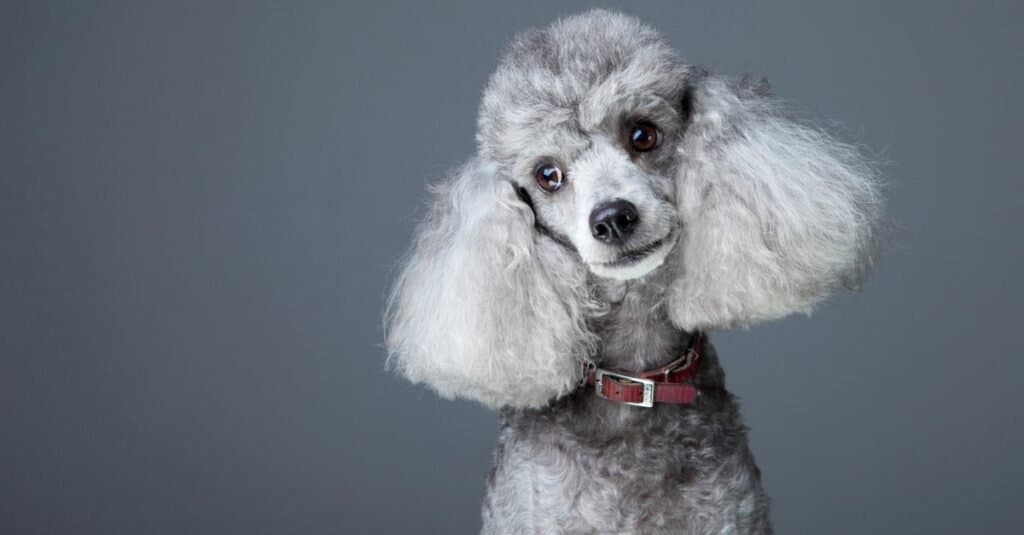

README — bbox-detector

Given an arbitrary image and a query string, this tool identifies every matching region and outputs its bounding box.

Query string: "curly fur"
[385,159,602,408]
[669,78,881,329]
[384,9,881,534]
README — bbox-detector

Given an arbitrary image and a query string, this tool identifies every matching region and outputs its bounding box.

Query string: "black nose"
[589,199,639,244]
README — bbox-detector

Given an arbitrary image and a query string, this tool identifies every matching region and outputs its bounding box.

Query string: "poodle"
[385,10,881,534]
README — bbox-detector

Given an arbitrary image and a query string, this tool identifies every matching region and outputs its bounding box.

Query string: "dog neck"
[590,276,695,373]
[510,274,728,433]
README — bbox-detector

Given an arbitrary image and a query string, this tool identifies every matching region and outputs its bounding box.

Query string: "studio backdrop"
[2,1,1021,534]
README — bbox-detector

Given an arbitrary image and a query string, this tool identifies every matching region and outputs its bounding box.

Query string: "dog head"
[385,10,881,408]
[477,13,691,282]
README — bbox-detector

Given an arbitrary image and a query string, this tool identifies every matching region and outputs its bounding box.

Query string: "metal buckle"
[594,369,656,408]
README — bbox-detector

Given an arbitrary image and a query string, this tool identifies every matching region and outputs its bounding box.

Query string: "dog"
[385,9,881,534]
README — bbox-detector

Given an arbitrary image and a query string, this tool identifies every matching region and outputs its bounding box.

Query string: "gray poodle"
[385,10,881,534]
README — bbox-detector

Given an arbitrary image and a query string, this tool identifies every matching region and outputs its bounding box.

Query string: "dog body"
[484,305,768,533]
[385,10,879,534]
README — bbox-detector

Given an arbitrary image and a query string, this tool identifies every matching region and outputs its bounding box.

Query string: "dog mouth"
[598,232,676,267]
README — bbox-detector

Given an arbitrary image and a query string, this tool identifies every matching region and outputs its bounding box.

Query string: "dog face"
[477,14,692,280]
[385,10,881,409]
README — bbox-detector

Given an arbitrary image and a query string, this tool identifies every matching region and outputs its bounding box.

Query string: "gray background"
[2,1,1021,533]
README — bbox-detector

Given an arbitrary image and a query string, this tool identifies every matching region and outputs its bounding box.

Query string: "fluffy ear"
[385,158,599,409]
[669,77,882,330]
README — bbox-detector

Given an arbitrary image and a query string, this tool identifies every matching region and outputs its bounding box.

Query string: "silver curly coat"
[385,10,881,534]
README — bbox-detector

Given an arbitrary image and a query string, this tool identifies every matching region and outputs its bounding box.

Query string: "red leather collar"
[583,333,705,408]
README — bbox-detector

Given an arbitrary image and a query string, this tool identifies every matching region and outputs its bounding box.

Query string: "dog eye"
[534,163,565,193]
[628,121,660,153]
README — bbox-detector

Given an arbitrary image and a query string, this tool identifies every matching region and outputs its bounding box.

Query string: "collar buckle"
[594,369,655,408]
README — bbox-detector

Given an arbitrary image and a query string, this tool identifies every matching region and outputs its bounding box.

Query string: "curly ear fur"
[384,159,600,409]
[669,77,883,330]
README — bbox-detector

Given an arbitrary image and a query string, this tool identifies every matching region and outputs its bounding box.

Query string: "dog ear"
[667,77,882,330]
[385,158,599,409]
